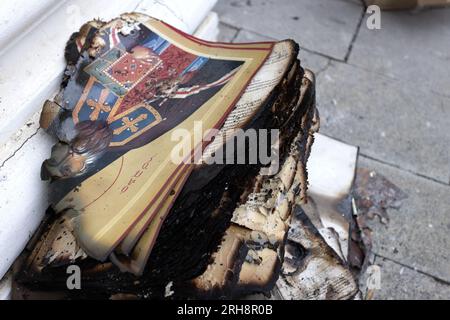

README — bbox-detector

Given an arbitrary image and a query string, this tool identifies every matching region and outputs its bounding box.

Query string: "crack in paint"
[0,128,40,170]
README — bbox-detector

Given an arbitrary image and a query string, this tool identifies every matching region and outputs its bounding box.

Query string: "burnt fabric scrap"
[14,13,319,299]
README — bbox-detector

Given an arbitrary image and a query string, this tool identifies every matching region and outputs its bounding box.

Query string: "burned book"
[14,13,318,299]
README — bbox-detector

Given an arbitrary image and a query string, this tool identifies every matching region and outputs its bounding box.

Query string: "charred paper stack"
[14,13,318,299]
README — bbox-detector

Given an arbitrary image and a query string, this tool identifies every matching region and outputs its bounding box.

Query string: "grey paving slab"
[358,156,450,283]
[233,29,331,75]
[344,0,364,5]
[214,0,363,60]
[217,22,239,42]
[349,8,450,96]
[317,61,450,183]
[372,256,450,300]
[233,29,273,42]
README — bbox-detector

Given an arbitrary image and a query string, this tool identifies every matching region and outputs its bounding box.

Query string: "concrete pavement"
[214,0,450,299]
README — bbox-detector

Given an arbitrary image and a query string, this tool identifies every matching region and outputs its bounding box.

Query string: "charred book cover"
[13,13,318,299]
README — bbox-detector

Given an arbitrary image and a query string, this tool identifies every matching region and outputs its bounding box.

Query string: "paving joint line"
[222,23,347,63]
[359,153,450,187]
[374,253,450,286]
[344,4,366,62]
[218,20,243,32]
[231,27,242,42]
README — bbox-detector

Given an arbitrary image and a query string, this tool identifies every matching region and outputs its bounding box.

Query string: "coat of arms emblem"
[70,24,240,147]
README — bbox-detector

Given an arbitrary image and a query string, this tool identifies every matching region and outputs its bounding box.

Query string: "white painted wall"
[0,0,218,290]
[0,0,64,55]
